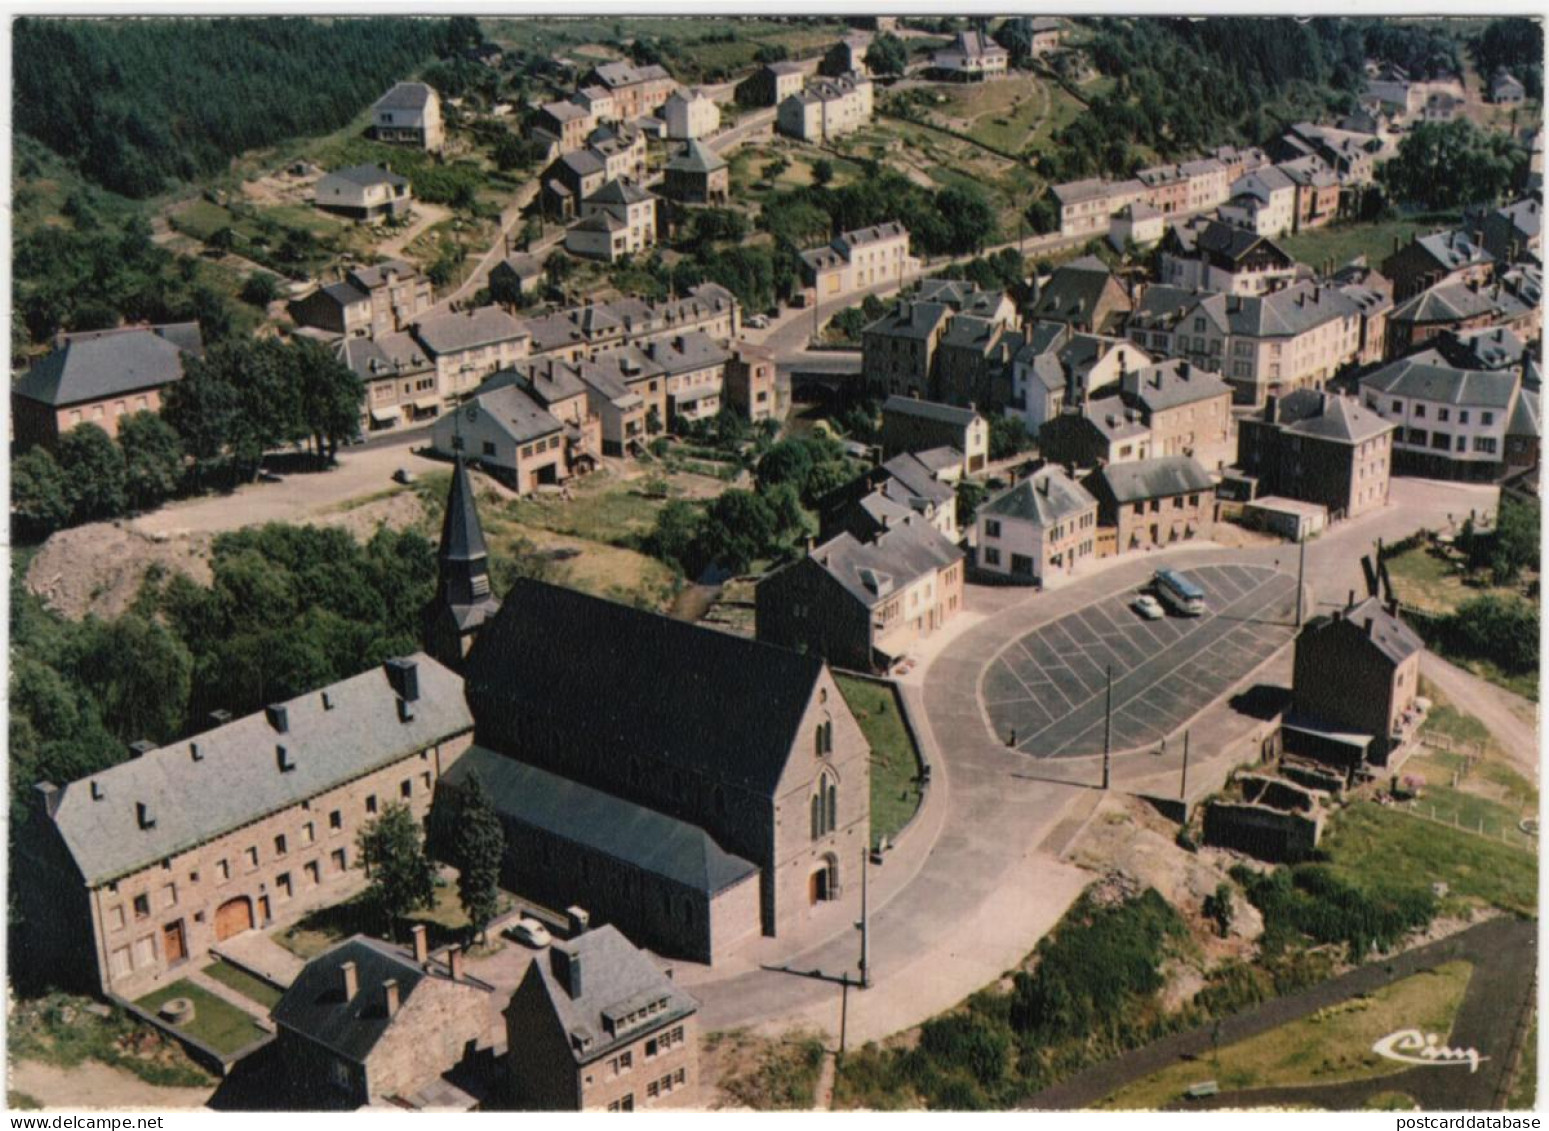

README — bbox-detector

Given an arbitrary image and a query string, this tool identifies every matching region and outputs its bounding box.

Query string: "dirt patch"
[7,1058,212,1112]
[27,523,215,622]
[316,487,428,541]
[701,1027,827,1112]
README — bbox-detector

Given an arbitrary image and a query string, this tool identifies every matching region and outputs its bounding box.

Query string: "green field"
[835,674,924,848]
[1279,213,1463,273]
[1098,961,1474,1109]
[135,981,268,1057]
[200,961,283,1011]
[274,879,484,961]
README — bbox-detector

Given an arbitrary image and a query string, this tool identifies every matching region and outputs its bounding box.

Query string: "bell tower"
[423,455,501,669]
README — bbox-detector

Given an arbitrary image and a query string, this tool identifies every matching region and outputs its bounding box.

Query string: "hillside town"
[8,12,1543,1116]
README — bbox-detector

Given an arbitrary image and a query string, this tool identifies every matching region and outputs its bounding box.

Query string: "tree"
[811,158,835,187]
[1488,493,1539,584]
[72,613,193,744]
[117,411,185,511]
[698,489,780,573]
[865,32,909,76]
[239,272,281,307]
[989,415,1034,461]
[12,446,71,538]
[957,480,989,528]
[644,499,704,574]
[57,424,127,523]
[1379,120,1527,210]
[356,802,438,940]
[292,337,364,460]
[441,773,505,943]
[994,17,1035,65]
[756,439,816,492]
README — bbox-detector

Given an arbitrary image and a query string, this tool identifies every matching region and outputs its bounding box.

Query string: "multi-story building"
[430,380,570,495]
[861,299,954,397]
[290,259,434,339]
[930,30,1010,80]
[1158,218,1298,296]
[1219,164,1297,237]
[1118,358,1234,471]
[371,82,444,151]
[1050,178,1146,239]
[662,139,729,205]
[17,655,472,1000]
[649,332,731,424]
[1038,398,1153,468]
[776,72,873,141]
[523,283,739,363]
[579,61,677,120]
[411,307,531,401]
[1360,352,1529,481]
[11,323,203,450]
[881,395,990,474]
[1277,156,1342,232]
[1136,163,1190,216]
[1009,325,1152,432]
[1029,256,1133,334]
[567,180,658,263]
[1384,274,1539,356]
[820,450,963,543]
[1479,198,1543,265]
[821,33,872,78]
[314,164,413,222]
[337,331,438,433]
[800,222,918,302]
[1237,389,1396,520]
[535,99,595,153]
[660,87,720,140]
[737,61,806,108]
[1381,229,1495,302]
[934,315,1024,408]
[724,344,787,423]
[1085,454,1217,552]
[975,466,1099,585]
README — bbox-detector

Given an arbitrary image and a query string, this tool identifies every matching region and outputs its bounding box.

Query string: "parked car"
[746,313,770,329]
[1133,594,1165,620]
[392,468,416,485]
[505,918,552,948]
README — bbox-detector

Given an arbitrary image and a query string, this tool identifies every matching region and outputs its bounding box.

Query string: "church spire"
[424,455,501,669]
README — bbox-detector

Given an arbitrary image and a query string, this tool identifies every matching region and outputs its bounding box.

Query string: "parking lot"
[981,564,1299,759]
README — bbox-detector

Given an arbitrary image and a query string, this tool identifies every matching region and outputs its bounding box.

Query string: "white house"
[800,222,918,301]
[314,165,413,222]
[371,82,444,152]
[975,466,1099,586]
[411,307,531,401]
[430,381,570,495]
[660,88,721,141]
[1219,165,1297,238]
[567,180,658,263]
[931,30,1009,80]
[1360,352,1527,481]
[776,74,873,142]
[1109,202,1165,250]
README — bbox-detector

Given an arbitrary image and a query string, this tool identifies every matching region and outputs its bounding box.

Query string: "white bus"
[1154,569,1206,616]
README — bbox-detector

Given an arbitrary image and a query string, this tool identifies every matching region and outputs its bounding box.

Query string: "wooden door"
[214,897,253,942]
[163,920,187,964]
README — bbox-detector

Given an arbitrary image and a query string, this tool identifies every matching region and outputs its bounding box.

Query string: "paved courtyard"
[982,564,1300,758]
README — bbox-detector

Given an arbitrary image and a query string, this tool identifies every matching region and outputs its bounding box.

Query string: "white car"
[1133,594,1165,620]
[746,314,770,329]
[505,918,552,948]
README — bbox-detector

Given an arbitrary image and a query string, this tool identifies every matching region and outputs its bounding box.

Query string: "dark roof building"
[1030,256,1132,333]
[423,458,502,669]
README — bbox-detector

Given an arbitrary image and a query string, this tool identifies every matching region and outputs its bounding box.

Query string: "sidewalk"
[212,930,306,989]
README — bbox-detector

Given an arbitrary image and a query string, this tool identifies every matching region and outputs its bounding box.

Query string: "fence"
[1397,799,1536,853]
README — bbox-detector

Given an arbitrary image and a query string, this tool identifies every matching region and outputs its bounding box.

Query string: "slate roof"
[1120,359,1230,413]
[666,139,726,174]
[541,100,590,123]
[1508,387,1540,439]
[272,937,433,1063]
[1213,281,1360,338]
[467,383,565,446]
[326,164,408,189]
[1097,454,1215,503]
[1360,357,1519,409]
[1316,596,1424,667]
[337,331,431,382]
[1408,230,1493,273]
[465,580,827,795]
[587,179,653,207]
[940,314,1002,352]
[571,210,627,234]
[1272,390,1395,444]
[838,221,908,249]
[643,330,730,376]
[864,300,952,342]
[1389,280,1507,325]
[1438,325,1527,371]
[514,924,699,1065]
[1191,219,1292,267]
[982,467,1095,527]
[444,747,757,896]
[413,307,528,355]
[558,149,607,178]
[1032,257,1121,322]
[14,324,200,407]
[1126,284,1201,332]
[879,451,956,506]
[1080,397,1150,442]
[494,253,542,280]
[510,358,588,404]
[375,82,436,111]
[46,655,471,887]
[882,395,979,427]
[349,259,420,290]
[808,517,964,608]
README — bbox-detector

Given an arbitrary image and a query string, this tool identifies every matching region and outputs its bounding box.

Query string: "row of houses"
[532,60,681,155]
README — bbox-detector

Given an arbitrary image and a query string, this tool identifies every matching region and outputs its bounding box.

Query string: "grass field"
[1383,545,1529,617]
[929,73,1088,157]
[200,961,283,1011]
[704,1028,828,1110]
[834,674,924,849]
[273,878,491,961]
[1097,961,1474,1108]
[1322,802,1537,917]
[135,981,269,1057]
[1279,212,1463,273]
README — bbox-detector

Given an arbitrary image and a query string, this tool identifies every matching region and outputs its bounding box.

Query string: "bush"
[1233,862,1435,960]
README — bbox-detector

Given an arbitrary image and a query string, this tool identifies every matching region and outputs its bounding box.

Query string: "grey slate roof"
[1097,454,1215,504]
[643,330,730,376]
[1390,280,1504,325]
[413,307,528,355]
[444,747,758,896]
[1508,387,1539,439]
[272,936,432,1063]
[666,139,726,174]
[467,384,565,445]
[1274,390,1395,444]
[586,179,653,207]
[1360,357,1519,409]
[1438,325,1526,371]
[982,467,1096,527]
[328,164,409,189]
[864,300,952,342]
[1411,229,1493,273]
[571,211,626,234]
[375,82,436,111]
[879,452,955,507]
[47,655,472,887]
[1032,257,1120,322]
[440,456,489,563]
[882,395,979,428]
[15,325,200,407]
[1120,359,1230,413]
[338,331,431,382]
[514,923,699,1065]
[809,517,964,608]
[465,580,827,795]
[1320,596,1424,667]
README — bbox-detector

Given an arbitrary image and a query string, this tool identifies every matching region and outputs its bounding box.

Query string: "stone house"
[800,222,918,303]
[822,34,872,77]
[1051,178,1147,240]
[17,656,472,1000]
[1237,389,1395,521]
[411,308,531,402]
[1008,325,1152,433]
[975,466,1099,585]
[290,259,433,340]
[523,283,739,364]
[567,180,658,263]
[660,88,720,140]
[1479,198,1543,266]
[933,315,1023,408]
[1219,165,1297,238]
[1360,353,1527,481]
[459,579,873,960]
[272,934,494,1109]
[535,100,594,153]
[737,61,806,108]
[430,382,569,495]
[1038,398,1152,468]
[580,61,677,121]
[372,82,444,152]
[11,322,202,450]
[648,332,731,424]
[1159,218,1298,297]
[1117,358,1234,471]
[314,165,412,222]
[1277,156,1342,233]
[504,924,700,1111]
[662,140,729,205]
[1085,455,1216,552]
[488,254,544,305]
[542,149,610,220]
[337,331,438,434]
[861,300,954,397]
[1029,256,1132,334]
[777,73,873,142]
[1381,230,1494,302]
[820,449,963,543]
[724,344,786,422]
[757,514,965,672]
[881,395,989,474]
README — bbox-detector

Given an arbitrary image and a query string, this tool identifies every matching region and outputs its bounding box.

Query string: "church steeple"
[424,456,501,669]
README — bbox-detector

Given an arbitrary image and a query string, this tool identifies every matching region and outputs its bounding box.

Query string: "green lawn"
[1279,212,1463,273]
[1321,803,1537,917]
[273,880,481,961]
[135,981,268,1058]
[1098,961,1474,1108]
[1384,545,1528,617]
[835,675,923,849]
[200,961,282,1011]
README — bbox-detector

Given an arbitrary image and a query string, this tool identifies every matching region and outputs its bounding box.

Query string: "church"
[424,460,874,964]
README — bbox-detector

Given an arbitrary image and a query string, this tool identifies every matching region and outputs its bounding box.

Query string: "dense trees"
[1379,120,1530,210]
[434,773,506,943]
[118,413,186,512]
[864,32,909,77]
[1474,18,1544,100]
[357,803,438,941]
[15,17,445,196]
[761,167,999,259]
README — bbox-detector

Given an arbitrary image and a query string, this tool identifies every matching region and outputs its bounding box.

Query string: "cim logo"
[1371,1029,1488,1073]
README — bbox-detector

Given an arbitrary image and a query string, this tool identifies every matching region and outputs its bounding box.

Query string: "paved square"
[981,564,1299,758]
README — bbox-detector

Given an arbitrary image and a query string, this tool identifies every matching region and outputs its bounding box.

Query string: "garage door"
[214,896,254,942]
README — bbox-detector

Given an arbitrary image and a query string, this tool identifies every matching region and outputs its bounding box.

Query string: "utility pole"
[1180,730,1190,800]
[838,974,850,1063]
[858,842,870,989]
[1102,665,1113,791]
[1295,537,1307,627]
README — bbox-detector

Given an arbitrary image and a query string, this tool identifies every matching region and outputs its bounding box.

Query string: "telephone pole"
[858,842,871,989]
[1295,537,1307,627]
[1179,730,1190,800]
[1102,665,1113,791]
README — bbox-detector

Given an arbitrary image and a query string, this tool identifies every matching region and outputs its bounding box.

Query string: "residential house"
[1422,91,1465,122]
[430,382,569,494]
[776,73,873,142]
[1337,276,1395,366]
[724,344,787,423]
[535,99,595,153]
[459,578,872,959]
[580,61,678,120]
[542,149,610,219]
[411,307,531,401]
[1384,273,1539,356]
[290,259,433,339]
[660,88,720,140]
[737,61,806,108]
[587,122,649,184]
[1118,358,1235,471]
[502,362,604,470]
[1492,71,1527,104]
[314,165,412,222]
[1381,229,1495,301]
[662,140,729,205]
[933,314,1023,408]
[757,514,965,671]
[1136,164,1190,216]
[12,323,202,449]
[572,85,618,124]
[800,222,918,303]
[17,656,471,999]
[1436,325,1531,373]
[271,935,493,1110]
[976,466,1098,585]
[914,279,1018,327]
[647,331,731,424]
[1360,353,1528,480]
[821,34,872,78]
[1085,455,1217,552]
[568,180,658,262]
[1479,198,1543,265]
[820,450,962,543]
[1179,157,1231,212]
[488,254,544,306]
[1159,218,1299,296]
[1237,389,1396,520]
[1029,256,1132,334]
[1027,16,1064,54]
[931,30,1010,80]
[522,283,740,364]
[1038,397,1153,468]
[1277,156,1342,232]
[1008,324,1152,432]
[503,924,700,1111]
[1220,165,1297,238]
[881,395,989,474]
[1290,595,1422,768]
[1050,178,1146,239]
[861,300,955,397]
[371,82,444,151]
[337,332,438,433]
[1109,203,1165,251]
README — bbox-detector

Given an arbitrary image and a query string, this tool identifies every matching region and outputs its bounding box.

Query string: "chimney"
[382,978,400,1019]
[137,801,156,830]
[35,782,62,820]
[265,704,289,733]
[1348,588,1356,608]
[1364,616,1375,637]
[128,739,155,759]
[321,690,334,711]
[567,906,591,936]
[1264,394,1279,424]
[385,657,420,702]
[277,744,295,773]
[90,780,105,802]
[411,923,429,965]
[190,742,203,762]
[450,946,466,983]
[398,697,417,724]
[550,944,582,998]
[341,960,359,1000]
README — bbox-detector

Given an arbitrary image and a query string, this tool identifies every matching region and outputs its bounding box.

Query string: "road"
[1420,653,1539,778]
